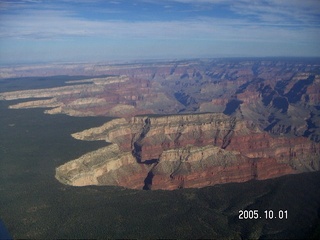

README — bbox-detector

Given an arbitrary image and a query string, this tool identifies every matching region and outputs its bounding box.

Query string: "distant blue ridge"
[0,219,12,240]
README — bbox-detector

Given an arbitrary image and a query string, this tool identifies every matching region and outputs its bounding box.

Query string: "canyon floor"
[0,58,320,238]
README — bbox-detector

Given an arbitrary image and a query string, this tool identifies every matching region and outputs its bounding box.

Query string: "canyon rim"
[1,59,319,190]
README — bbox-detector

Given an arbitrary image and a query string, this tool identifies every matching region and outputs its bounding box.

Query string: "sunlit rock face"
[1,59,320,190]
[1,60,319,140]
[55,113,319,190]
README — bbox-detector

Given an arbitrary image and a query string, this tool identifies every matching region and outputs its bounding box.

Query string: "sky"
[0,0,320,65]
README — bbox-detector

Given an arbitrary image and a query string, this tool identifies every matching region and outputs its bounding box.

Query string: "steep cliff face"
[1,60,320,143]
[55,144,151,189]
[72,113,255,157]
[2,59,320,190]
[56,113,320,190]
[1,75,179,117]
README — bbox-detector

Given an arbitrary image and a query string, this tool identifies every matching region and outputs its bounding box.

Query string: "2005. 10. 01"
[239,210,288,219]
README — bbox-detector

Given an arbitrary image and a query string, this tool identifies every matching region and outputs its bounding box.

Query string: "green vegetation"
[0,76,319,239]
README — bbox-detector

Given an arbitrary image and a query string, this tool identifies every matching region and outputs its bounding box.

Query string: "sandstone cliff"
[56,113,319,190]
[1,60,320,143]
[1,59,320,190]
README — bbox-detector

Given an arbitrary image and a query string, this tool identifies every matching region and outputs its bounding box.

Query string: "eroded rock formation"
[56,113,320,190]
[1,60,319,142]
[1,59,320,190]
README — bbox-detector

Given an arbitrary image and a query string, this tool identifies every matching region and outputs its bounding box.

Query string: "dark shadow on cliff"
[131,117,160,190]
[143,171,154,190]
[223,99,243,115]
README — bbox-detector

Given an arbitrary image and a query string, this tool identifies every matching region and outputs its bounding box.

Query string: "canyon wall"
[1,60,319,142]
[1,59,320,190]
[56,113,320,190]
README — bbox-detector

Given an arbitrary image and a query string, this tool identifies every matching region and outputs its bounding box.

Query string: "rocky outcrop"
[1,59,320,190]
[72,113,256,156]
[0,75,180,117]
[55,144,151,188]
[1,60,320,143]
[55,113,320,190]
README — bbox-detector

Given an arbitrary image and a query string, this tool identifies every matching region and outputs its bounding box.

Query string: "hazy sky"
[0,0,320,64]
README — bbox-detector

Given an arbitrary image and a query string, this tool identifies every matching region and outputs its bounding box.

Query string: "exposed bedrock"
[2,61,320,143]
[56,113,320,190]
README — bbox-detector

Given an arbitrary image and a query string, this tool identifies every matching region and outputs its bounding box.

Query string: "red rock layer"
[151,158,296,190]
[57,113,320,190]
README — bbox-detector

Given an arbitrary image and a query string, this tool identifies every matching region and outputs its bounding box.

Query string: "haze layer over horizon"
[0,0,320,65]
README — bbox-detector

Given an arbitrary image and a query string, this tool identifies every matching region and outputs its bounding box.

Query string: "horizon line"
[2,56,320,67]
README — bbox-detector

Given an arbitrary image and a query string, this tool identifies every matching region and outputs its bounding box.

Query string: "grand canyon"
[2,0,320,238]
[1,58,319,190]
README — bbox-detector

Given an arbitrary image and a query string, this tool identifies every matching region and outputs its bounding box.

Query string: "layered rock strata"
[56,113,320,190]
[1,60,320,143]
[1,59,320,190]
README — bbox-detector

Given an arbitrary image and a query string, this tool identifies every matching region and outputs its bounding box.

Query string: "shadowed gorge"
[1,58,320,239]
[1,59,320,190]
[55,113,319,190]
[1,0,320,237]
[1,59,319,142]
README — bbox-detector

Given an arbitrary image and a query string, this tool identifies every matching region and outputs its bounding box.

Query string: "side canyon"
[1,58,319,190]
[55,113,319,190]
